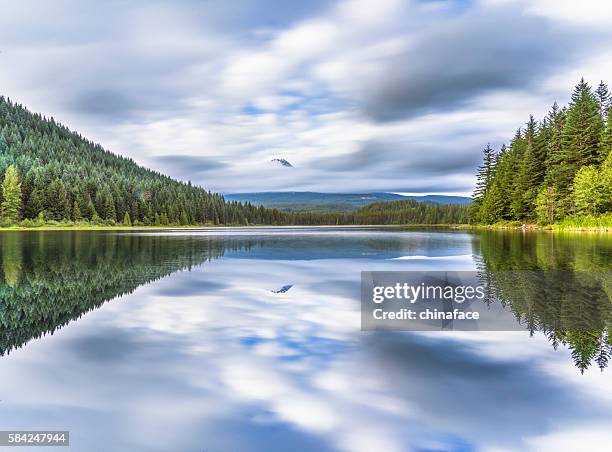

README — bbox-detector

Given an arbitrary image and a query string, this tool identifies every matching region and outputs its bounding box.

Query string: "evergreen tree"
[25,189,44,219]
[103,193,116,222]
[561,78,604,168]
[600,106,612,162]
[473,143,496,201]
[72,200,82,221]
[544,79,604,215]
[84,194,97,221]
[44,180,69,221]
[122,211,132,226]
[180,210,189,225]
[514,116,543,219]
[507,129,527,219]
[1,165,22,225]
[595,80,610,120]
[486,145,514,221]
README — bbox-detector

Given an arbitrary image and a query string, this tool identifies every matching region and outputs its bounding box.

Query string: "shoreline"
[455,224,612,233]
[0,223,609,232]
[0,224,451,232]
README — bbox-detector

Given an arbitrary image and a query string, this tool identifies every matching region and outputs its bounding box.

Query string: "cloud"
[67,88,139,119]
[315,140,480,175]
[0,0,610,195]
[153,155,229,179]
[361,5,595,121]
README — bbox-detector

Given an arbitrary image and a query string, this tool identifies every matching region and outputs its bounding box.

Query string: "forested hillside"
[470,79,612,226]
[0,97,285,226]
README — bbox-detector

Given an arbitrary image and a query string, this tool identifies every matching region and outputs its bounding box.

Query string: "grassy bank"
[464,213,612,232]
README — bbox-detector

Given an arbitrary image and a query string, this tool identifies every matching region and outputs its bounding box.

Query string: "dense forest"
[281,199,468,225]
[470,79,612,226]
[0,96,288,227]
[0,96,467,227]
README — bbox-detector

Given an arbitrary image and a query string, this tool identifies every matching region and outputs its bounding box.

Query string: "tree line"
[470,79,612,225]
[275,199,468,225]
[0,95,468,227]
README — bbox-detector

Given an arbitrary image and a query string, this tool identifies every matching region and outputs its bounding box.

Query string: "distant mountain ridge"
[225,192,471,212]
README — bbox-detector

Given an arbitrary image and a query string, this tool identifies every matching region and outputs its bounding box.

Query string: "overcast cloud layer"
[1,0,611,195]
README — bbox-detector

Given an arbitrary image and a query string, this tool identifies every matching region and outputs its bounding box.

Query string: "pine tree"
[473,143,496,201]
[72,200,82,221]
[561,78,604,168]
[122,211,132,226]
[543,79,605,216]
[600,106,612,162]
[180,210,189,225]
[45,180,69,221]
[1,165,22,225]
[25,188,44,219]
[103,193,116,222]
[84,194,97,221]
[514,116,542,219]
[544,103,565,179]
[595,80,610,120]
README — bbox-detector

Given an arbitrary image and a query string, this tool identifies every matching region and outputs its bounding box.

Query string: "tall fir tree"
[514,116,543,219]
[561,78,604,168]
[547,79,604,215]
[600,106,612,162]
[595,80,610,120]
[473,143,496,201]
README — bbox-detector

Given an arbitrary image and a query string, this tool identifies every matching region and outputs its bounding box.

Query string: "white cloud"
[1,0,610,194]
[524,0,612,27]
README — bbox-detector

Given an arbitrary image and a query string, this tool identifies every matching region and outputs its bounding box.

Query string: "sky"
[1,0,611,195]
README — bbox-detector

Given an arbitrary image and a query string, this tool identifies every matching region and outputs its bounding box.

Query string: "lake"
[0,227,610,451]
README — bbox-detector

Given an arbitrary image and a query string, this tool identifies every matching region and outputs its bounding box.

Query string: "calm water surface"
[0,227,610,451]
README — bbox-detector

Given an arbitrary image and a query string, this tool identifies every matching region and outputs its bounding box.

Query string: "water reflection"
[473,231,612,372]
[0,228,611,451]
[0,231,231,356]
